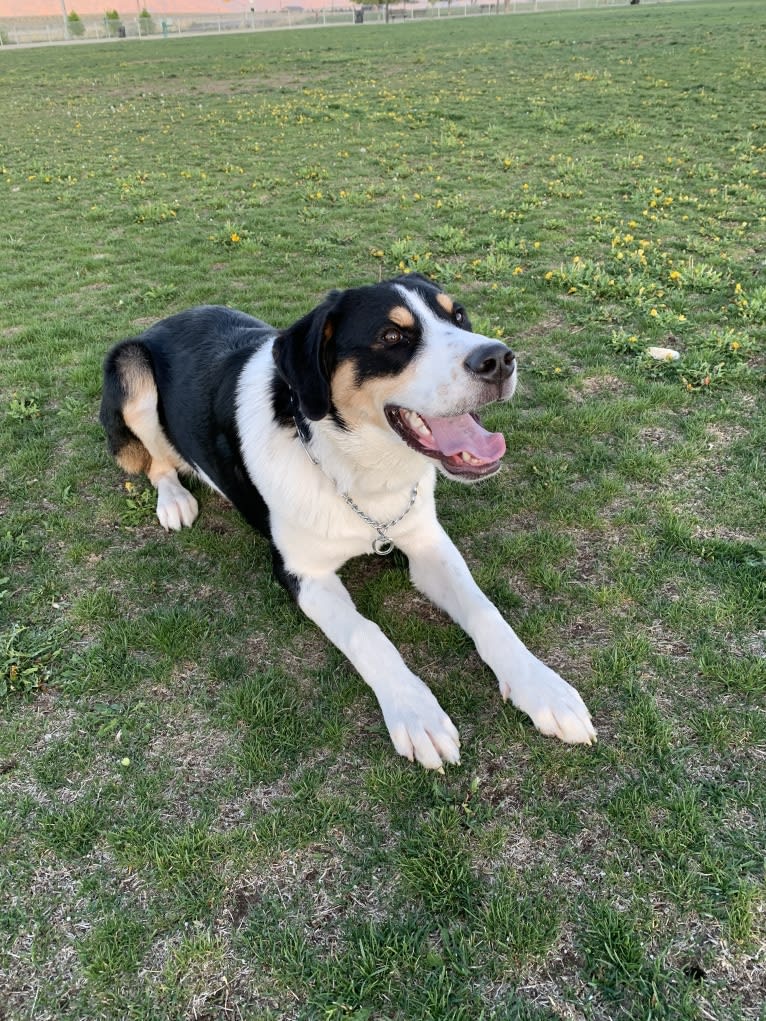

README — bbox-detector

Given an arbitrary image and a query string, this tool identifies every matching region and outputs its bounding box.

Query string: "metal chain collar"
[340,485,419,555]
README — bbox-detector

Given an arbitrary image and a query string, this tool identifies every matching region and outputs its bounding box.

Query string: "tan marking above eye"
[388,305,416,329]
[436,293,455,316]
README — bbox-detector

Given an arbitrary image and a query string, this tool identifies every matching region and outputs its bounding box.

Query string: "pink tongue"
[422,413,506,462]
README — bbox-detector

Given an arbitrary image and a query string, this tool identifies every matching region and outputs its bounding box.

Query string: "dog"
[100,274,595,769]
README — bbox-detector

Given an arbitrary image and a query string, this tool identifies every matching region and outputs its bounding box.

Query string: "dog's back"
[100,305,275,531]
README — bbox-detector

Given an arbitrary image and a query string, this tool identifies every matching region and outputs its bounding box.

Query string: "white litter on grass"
[647,346,681,362]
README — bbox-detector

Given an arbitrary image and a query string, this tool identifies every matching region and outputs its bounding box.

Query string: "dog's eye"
[453,307,467,326]
[382,327,403,345]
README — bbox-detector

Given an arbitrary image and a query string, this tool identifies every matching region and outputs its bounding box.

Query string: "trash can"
[354,8,364,23]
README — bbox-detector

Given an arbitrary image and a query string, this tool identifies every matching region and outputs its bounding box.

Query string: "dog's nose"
[464,343,516,383]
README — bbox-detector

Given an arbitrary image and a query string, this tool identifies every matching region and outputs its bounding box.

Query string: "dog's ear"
[273,290,342,421]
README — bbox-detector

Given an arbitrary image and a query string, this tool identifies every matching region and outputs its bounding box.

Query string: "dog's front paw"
[499,657,596,745]
[378,679,461,771]
[156,481,199,531]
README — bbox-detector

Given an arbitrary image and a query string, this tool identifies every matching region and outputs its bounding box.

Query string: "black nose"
[464,343,516,383]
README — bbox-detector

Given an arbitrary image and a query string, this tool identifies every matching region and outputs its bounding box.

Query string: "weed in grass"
[0,527,32,565]
[6,393,41,422]
[119,480,156,526]
[0,623,63,696]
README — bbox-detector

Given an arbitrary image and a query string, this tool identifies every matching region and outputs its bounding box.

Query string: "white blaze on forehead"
[394,284,491,351]
[388,284,496,418]
[395,284,452,339]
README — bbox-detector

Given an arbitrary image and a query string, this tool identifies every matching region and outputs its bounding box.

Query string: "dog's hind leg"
[102,342,199,531]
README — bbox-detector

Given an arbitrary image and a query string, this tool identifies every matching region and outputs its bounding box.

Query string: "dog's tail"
[99,339,155,475]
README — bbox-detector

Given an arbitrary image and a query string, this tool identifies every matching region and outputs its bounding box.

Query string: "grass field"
[1,3,765,1018]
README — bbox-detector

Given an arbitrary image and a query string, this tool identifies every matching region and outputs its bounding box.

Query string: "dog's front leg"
[296,571,461,770]
[402,526,596,745]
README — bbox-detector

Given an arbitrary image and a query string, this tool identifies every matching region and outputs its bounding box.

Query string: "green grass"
[1,4,765,1019]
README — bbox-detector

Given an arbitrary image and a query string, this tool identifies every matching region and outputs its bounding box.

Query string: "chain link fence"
[0,0,677,48]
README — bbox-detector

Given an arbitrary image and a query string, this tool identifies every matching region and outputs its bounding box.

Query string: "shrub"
[104,9,123,36]
[67,11,86,37]
[138,8,155,34]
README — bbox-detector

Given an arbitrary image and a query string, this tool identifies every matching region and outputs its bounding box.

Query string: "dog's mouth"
[385,405,506,480]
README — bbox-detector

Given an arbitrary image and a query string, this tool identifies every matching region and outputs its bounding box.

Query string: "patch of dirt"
[577,374,629,398]
[518,312,567,339]
[704,422,749,447]
[739,630,766,658]
[637,424,678,448]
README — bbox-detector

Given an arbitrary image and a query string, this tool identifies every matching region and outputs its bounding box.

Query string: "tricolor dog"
[100,275,595,769]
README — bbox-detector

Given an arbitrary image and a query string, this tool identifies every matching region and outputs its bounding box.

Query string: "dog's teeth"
[403,410,431,437]
[460,451,482,465]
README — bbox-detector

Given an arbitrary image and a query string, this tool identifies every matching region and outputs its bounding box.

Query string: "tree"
[67,10,86,36]
[138,8,155,34]
[104,9,123,36]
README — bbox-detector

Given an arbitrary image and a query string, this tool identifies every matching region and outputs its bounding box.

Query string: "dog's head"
[274,275,516,482]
